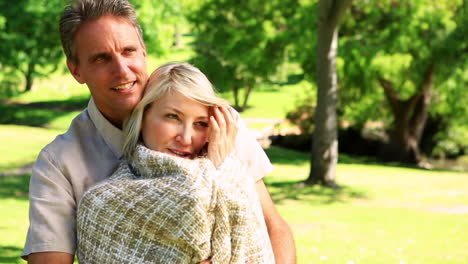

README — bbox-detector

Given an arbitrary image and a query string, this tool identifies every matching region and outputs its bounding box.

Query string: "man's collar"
[88,98,125,159]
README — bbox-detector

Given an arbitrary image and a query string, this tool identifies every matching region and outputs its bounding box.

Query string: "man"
[22,0,296,263]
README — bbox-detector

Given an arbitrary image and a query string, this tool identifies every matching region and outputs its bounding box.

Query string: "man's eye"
[94,55,107,62]
[124,48,136,54]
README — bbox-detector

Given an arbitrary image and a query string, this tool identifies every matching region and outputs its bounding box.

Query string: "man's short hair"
[59,0,145,65]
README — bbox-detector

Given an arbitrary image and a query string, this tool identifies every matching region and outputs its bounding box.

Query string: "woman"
[76,62,281,263]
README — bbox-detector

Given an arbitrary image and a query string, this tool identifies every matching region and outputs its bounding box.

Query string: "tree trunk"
[232,84,240,110]
[305,0,352,187]
[379,63,434,164]
[241,85,254,111]
[24,61,35,92]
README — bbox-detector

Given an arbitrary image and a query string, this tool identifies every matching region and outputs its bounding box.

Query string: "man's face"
[67,15,148,126]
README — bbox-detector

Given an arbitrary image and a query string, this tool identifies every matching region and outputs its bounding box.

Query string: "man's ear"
[66,60,85,84]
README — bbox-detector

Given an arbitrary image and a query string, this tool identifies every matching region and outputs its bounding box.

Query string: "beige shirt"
[22,99,273,258]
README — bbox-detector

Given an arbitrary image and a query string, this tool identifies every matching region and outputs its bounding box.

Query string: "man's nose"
[112,56,130,77]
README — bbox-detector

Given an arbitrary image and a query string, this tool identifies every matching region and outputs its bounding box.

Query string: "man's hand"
[207,106,239,167]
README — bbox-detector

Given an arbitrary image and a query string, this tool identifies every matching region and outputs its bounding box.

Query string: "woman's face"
[141,91,210,159]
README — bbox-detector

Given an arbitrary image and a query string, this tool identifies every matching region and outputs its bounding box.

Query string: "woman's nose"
[176,126,192,146]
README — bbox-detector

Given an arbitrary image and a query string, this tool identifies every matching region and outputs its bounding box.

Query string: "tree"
[132,0,192,56]
[0,0,64,93]
[294,0,351,187]
[188,0,297,111]
[339,0,467,164]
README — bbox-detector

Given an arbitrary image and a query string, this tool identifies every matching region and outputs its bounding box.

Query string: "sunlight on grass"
[264,146,468,264]
[220,80,312,119]
[0,194,28,264]
[0,125,62,172]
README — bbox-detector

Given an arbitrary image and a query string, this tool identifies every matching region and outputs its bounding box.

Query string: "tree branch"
[378,76,400,114]
[407,62,435,106]
[322,0,353,28]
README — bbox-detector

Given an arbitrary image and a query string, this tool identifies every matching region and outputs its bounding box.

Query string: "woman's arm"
[256,180,296,264]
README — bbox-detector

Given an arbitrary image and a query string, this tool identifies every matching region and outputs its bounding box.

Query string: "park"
[1,0,467,263]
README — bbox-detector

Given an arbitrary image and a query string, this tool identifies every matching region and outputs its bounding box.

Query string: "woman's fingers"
[206,106,239,167]
[214,107,227,135]
[226,107,239,138]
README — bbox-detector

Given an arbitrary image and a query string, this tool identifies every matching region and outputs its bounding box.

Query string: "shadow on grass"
[0,174,30,200]
[0,245,24,263]
[265,180,368,205]
[276,73,304,86]
[0,96,89,128]
[268,145,466,173]
[266,146,381,166]
[264,146,369,204]
[265,147,309,165]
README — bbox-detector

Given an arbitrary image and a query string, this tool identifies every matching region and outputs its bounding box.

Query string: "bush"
[285,97,315,134]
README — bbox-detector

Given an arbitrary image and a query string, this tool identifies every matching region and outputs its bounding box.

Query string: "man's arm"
[256,180,296,263]
[23,149,77,261]
[27,252,74,264]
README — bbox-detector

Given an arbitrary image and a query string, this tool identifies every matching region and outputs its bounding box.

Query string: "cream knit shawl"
[77,144,274,263]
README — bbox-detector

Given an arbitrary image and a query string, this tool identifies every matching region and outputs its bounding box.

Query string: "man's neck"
[98,108,126,130]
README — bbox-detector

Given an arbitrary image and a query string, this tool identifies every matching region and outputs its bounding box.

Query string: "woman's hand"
[207,106,239,167]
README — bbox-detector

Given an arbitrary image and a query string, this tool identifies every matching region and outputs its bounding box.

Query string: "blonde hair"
[123,62,229,159]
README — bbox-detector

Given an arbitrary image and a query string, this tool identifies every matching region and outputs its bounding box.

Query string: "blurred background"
[0,0,467,263]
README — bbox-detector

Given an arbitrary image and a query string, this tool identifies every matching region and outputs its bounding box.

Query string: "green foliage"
[188,0,299,110]
[0,0,64,94]
[285,87,317,134]
[131,0,191,56]
[287,1,319,81]
[335,0,467,156]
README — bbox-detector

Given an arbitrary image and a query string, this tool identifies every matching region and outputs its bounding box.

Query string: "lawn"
[1,147,468,264]
[264,148,468,264]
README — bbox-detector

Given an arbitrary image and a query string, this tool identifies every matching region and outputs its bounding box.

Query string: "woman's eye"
[166,114,178,120]
[196,121,209,128]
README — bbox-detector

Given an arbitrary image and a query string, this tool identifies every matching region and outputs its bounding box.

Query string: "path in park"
[243,118,284,148]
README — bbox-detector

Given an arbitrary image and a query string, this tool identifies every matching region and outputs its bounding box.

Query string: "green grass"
[0,125,64,172]
[0,175,29,264]
[1,147,467,263]
[218,80,311,120]
[264,147,468,264]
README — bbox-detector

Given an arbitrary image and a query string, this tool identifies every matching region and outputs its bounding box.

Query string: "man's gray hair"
[59,0,145,64]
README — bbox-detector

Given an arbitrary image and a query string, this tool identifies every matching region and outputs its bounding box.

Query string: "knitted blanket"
[77,144,274,263]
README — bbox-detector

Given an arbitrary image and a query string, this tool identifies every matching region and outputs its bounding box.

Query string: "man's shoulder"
[40,109,97,156]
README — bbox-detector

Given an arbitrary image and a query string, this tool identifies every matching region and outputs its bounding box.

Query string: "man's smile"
[111,81,136,91]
